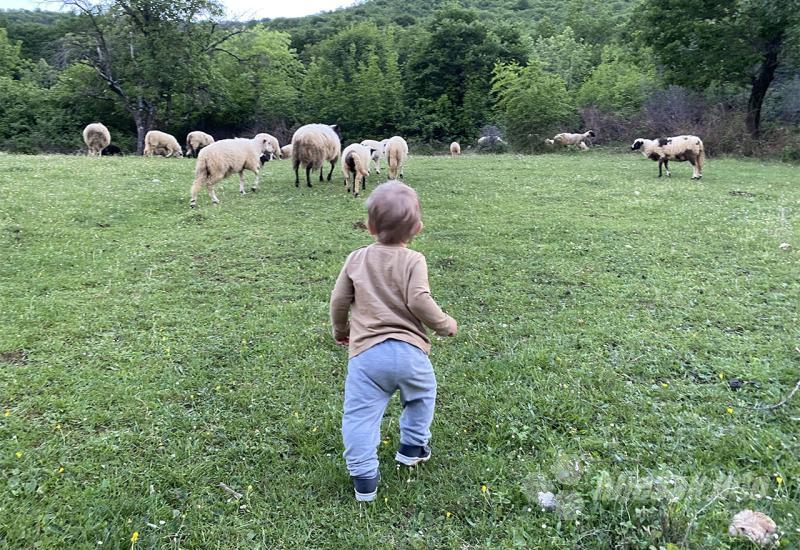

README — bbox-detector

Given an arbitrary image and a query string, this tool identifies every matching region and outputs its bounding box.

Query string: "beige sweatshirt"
[330,243,455,358]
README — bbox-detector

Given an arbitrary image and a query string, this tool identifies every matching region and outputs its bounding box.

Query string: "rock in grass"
[537,491,557,511]
[728,510,777,546]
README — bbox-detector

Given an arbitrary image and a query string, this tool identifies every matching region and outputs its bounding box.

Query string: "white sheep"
[360,139,385,173]
[385,135,409,180]
[263,133,281,160]
[189,133,274,207]
[450,141,461,156]
[547,130,595,150]
[291,124,342,188]
[82,123,111,156]
[144,130,183,158]
[280,144,292,158]
[185,131,214,158]
[341,143,372,197]
[631,135,705,179]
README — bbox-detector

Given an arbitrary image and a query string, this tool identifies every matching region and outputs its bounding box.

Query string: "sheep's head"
[631,139,645,151]
[587,130,596,138]
[329,124,342,140]
[253,134,273,154]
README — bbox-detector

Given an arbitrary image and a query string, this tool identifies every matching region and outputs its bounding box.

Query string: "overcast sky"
[0,0,359,20]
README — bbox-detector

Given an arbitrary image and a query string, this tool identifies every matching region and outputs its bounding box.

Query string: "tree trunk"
[746,35,782,139]
[131,98,156,155]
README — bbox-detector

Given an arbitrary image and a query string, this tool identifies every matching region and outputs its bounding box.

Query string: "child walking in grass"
[330,181,458,502]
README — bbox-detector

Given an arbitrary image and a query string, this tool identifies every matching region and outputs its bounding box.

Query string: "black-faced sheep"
[185,131,214,158]
[189,133,274,207]
[631,135,705,179]
[144,130,183,158]
[83,123,111,156]
[281,144,292,158]
[291,124,342,188]
[360,139,385,174]
[450,142,461,156]
[341,143,372,197]
[385,136,409,180]
[546,130,595,150]
[101,144,123,156]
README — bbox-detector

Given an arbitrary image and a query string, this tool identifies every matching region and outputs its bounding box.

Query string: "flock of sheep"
[81,122,706,208]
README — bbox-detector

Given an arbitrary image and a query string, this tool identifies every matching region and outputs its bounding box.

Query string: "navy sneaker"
[352,473,380,502]
[395,444,431,467]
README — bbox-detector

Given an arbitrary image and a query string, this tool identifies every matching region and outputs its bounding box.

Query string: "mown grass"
[1,151,798,548]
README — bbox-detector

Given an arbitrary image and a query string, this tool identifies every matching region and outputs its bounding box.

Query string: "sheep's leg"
[239,172,247,195]
[657,158,664,177]
[294,159,301,187]
[327,160,335,182]
[664,159,671,177]
[189,180,202,208]
[252,168,260,192]
[208,185,220,205]
[361,175,366,193]
[306,165,313,188]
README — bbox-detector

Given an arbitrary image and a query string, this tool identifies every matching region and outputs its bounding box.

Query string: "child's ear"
[415,220,424,235]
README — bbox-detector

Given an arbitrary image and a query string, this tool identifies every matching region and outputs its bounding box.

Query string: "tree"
[533,26,593,89]
[60,0,243,153]
[492,61,577,150]
[577,45,657,116]
[638,0,800,138]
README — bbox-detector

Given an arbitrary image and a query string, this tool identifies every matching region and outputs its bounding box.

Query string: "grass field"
[1,151,798,548]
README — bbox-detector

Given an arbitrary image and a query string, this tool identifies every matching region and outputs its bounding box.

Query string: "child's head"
[366,181,422,244]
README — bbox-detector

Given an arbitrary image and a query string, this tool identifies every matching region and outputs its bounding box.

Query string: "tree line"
[0,0,798,157]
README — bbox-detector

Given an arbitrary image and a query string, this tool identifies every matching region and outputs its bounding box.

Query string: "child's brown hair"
[365,181,421,244]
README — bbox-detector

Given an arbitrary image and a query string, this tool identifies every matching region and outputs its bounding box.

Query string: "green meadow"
[1,151,798,548]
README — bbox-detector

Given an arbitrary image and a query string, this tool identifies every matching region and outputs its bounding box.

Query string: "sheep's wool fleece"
[728,510,777,546]
[291,124,341,170]
[83,123,110,150]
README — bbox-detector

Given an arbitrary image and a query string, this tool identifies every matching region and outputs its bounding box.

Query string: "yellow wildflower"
[661,382,669,389]
[58,467,65,474]
[718,372,725,380]
[776,475,783,485]
[311,426,318,433]
[130,531,139,544]
[481,485,488,494]
[446,511,452,519]
[15,451,22,459]
[726,407,734,414]
[4,409,10,417]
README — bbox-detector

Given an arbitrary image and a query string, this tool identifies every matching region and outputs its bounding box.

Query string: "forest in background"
[0,0,799,158]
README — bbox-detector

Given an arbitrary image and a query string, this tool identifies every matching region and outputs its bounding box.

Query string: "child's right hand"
[447,318,458,336]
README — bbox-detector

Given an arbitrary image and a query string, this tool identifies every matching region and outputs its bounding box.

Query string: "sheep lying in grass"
[546,130,595,150]
[360,139,385,173]
[631,135,705,179]
[385,136,409,180]
[291,124,342,188]
[341,143,372,197]
[144,130,183,158]
[189,133,274,207]
[450,142,461,156]
[101,144,123,156]
[83,123,110,156]
[280,144,292,158]
[185,131,214,158]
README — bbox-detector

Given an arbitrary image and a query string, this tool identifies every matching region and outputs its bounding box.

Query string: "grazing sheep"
[281,144,293,158]
[261,134,281,160]
[385,136,409,180]
[360,139,385,173]
[189,133,274,207]
[144,130,183,158]
[631,135,705,179]
[101,144,123,156]
[291,124,342,188]
[547,130,595,150]
[341,143,372,197]
[82,123,111,156]
[450,141,461,156]
[185,131,214,158]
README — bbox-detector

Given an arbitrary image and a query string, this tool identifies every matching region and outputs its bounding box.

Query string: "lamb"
[143,130,183,158]
[384,136,409,180]
[291,124,342,188]
[450,141,461,156]
[360,139,385,173]
[341,143,372,197]
[185,131,214,158]
[546,130,595,150]
[280,144,292,158]
[631,135,705,179]
[101,144,123,156]
[189,133,274,207]
[82,123,111,156]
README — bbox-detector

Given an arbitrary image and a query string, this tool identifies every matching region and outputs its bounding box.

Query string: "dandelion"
[58,467,65,474]
[661,382,669,389]
[382,439,389,446]
[130,531,139,544]
[4,409,10,417]
[718,372,725,380]
[15,451,22,459]
[311,426,318,433]
[247,485,253,491]
[445,511,452,519]
[726,407,734,414]
[481,485,488,494]
[776,475,784,485]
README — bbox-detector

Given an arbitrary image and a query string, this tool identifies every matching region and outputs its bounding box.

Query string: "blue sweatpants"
[342,339,437,479]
